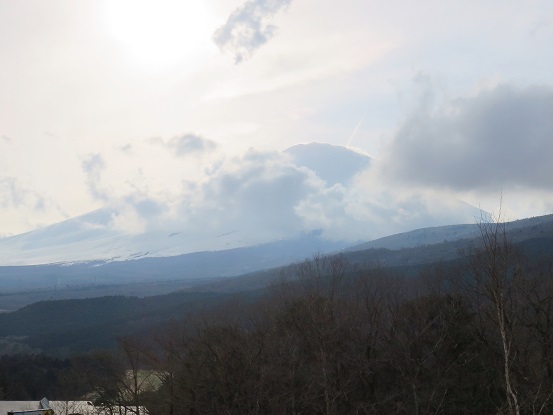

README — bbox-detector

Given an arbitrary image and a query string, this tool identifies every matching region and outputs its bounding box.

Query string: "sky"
[1,0,553,242]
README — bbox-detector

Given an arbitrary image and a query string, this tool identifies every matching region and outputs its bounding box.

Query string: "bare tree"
[468,211,522,415]
[516,261,553,413]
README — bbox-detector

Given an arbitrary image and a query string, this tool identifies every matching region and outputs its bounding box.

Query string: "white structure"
[0,400,148,415]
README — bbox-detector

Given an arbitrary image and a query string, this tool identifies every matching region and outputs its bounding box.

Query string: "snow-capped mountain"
[0,143,482,267]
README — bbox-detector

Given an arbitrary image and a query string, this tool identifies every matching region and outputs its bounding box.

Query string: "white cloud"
[213,0,292,63]
[2,0,553,241]
[0,177,46,211]
[82,153,108,202]
[72,139,482,246]
[0,176,66,237]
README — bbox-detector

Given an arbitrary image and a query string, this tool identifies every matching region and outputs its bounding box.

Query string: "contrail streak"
[346,113,366,148]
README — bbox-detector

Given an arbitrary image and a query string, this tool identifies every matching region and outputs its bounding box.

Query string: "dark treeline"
[2,219,553,414]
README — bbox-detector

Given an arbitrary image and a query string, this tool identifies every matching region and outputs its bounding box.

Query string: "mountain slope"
[193,213,553,293]
[0,144,372,266]
[0,231,347,291]
[2,213,553,356]
[347,213,553,251]
[0,142,482,268]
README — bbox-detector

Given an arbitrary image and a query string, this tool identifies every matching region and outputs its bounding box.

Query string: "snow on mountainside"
[0,143,482,266]
[0,207,253,265]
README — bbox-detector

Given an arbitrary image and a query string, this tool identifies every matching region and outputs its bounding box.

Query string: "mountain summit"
[285,143,371,185]
[0,143,481,266]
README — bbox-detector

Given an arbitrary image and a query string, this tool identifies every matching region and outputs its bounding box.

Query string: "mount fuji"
[0,143,483,290]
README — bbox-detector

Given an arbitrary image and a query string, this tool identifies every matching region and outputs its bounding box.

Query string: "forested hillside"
[1,219,553,414]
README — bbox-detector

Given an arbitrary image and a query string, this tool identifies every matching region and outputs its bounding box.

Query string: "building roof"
[0,401,39,413]
[0,400,148,415]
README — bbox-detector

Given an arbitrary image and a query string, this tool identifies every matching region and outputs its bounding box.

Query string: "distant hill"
[194,213,553,293]
[346,223,478,251]
[0,291,234,355]
[347,213,553,251]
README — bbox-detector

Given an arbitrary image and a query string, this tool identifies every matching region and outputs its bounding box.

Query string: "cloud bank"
[75,136,480,250]
[383,84,553,192]
[213,0,292,63]
[15,84,553,244]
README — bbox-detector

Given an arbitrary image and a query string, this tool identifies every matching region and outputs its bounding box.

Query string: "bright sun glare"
[105,0,216,72]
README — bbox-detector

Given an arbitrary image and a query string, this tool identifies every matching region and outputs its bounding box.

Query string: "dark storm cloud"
[213,0,292,63]
[384,84,553,191]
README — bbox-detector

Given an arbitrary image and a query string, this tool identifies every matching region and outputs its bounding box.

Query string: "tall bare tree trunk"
[470,212,521,415]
